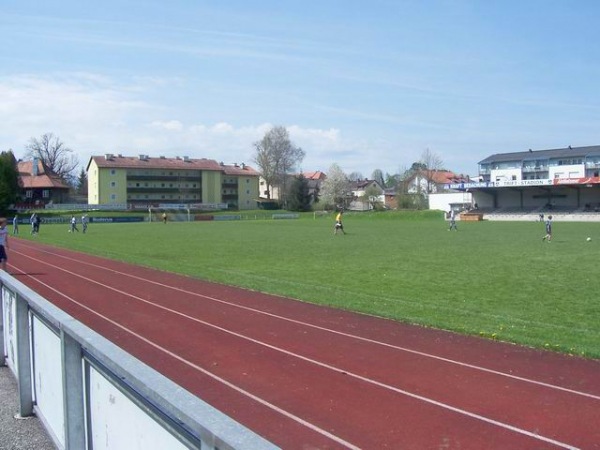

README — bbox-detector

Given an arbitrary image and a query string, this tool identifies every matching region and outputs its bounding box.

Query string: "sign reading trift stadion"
[446,177,600,190]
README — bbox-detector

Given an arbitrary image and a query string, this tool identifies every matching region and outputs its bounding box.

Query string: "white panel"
[32,316,65,446]
[88,366,187,450]
[2,286,17,374]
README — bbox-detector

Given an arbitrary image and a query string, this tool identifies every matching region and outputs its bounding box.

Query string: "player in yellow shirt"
[334,210,345,235]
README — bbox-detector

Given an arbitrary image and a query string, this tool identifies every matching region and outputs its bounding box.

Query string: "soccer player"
[448,210,458,231]
[12,215,18,235]
[0,218,9,272]
[542,215,553,242]
[334,210,345,235]
[70,215,79,233]
[81,214,88,233]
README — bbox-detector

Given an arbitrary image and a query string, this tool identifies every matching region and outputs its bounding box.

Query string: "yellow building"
[86,154,260,210]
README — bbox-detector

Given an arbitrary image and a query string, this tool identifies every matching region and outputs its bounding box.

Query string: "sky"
[2,1,600,178]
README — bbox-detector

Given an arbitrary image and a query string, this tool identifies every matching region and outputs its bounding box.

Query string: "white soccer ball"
[586,237,592,242]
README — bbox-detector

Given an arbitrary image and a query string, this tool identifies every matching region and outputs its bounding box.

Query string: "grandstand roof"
[479,145,600,165]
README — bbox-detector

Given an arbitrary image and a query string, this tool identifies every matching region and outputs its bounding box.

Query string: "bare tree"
[253,126,305,204]
[347,172,364,182]
[371,169,385,187]
[26,133,79,182]
[420,148,444,194]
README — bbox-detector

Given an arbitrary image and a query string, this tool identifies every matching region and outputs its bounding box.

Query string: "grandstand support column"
[16,294,34,417]
[61,330,86,449]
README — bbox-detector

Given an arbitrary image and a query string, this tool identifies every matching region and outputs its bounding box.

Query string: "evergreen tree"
[287,174,312,212]
[0,150,20,214]
[76,167,88,195]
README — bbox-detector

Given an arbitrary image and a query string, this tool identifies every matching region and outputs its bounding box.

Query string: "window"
[110,169,116,175]
[110,194,117,200]
[42,190,50,198]
[111,181,116,187]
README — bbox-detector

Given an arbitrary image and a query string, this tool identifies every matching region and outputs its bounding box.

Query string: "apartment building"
[87,154,260,210]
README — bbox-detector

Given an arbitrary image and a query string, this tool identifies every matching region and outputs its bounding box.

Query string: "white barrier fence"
[0,272,278,450]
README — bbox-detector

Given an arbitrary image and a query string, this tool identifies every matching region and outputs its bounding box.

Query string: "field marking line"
[8,262,360,450]
[11,255,584,449]
[13,243,600,402]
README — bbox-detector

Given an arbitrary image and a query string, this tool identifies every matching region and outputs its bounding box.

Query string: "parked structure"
[87,154,260,210]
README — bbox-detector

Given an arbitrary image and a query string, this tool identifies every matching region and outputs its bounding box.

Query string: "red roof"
[89,154,260,176]
[428,170,468,184]
[18,161,70,190]
[301,171,326,180]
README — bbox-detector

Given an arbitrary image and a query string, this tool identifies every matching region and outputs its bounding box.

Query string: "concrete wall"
[1,272,278,450]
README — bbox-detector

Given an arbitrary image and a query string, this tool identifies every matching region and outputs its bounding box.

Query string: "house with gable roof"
[17,159,71,208]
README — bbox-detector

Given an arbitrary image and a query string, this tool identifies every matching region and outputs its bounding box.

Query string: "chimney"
[32,157,39,176]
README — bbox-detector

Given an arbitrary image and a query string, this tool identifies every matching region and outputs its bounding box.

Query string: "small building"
[259,171,326,204]
[87,154,260,210]
[17,159,71,208]
[348,179,384,211]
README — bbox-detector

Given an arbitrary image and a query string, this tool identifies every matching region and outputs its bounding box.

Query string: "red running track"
[7,239,600,449]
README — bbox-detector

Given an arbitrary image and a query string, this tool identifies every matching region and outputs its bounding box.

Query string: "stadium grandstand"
[445,145,600,221]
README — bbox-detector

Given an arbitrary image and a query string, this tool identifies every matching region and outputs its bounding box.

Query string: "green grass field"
[13,212,600,359]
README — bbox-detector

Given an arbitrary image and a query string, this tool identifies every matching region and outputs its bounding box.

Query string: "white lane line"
[15,243,600,402]
[9,262,361,450]
[13,252,582,449]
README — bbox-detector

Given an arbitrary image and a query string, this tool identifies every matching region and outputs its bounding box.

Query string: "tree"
[420,148,444,194]
[25,133,79,182]
[371,169,385,188]
[360,184,383,210]
[385,172,401,189]
[253,126,305,205]
[0,150,20,214]
[347,172,364,182]
[76,167,88,196]
[287,174,312,212]
[320,163,350,209]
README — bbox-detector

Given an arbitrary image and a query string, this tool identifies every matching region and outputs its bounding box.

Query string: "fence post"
[62,329,86,449]
[15,294,34,417]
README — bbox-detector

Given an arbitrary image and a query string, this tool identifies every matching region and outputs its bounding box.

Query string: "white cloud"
[149,120,184,132]
[0,72,408,175]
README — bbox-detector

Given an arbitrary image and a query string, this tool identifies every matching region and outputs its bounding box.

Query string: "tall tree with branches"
[253,126,305,204]
[25,133,79,183]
